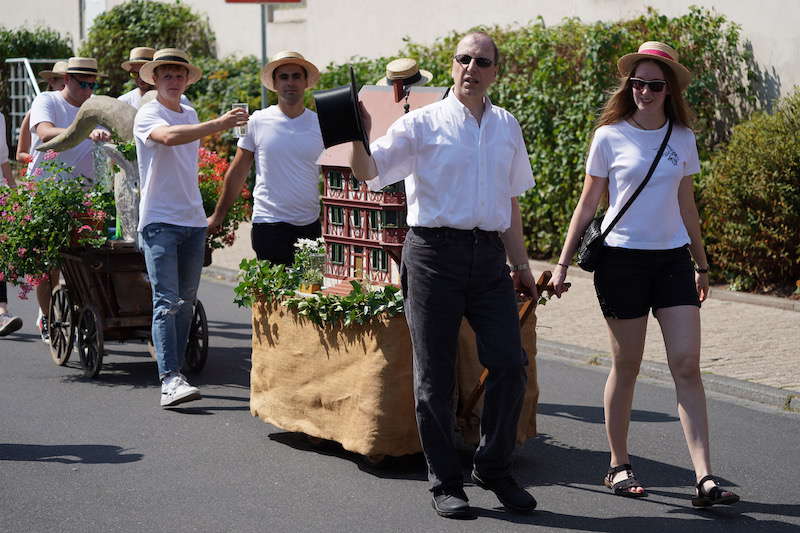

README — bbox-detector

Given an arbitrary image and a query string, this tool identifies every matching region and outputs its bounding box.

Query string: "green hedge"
[78,0,216,97]
[0,25,73,145]
[704,90,800,293]
[318,7,771,258]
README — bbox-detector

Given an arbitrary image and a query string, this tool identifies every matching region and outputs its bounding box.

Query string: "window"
[371,248,388,272]
[382,210,398,228]
[382,182,405,194]
[328,170,343,189]
[369,210,381,230]
[329,206,344,225]
[331,243,345,264]
[352,209,361,228]
[350,176,360,191]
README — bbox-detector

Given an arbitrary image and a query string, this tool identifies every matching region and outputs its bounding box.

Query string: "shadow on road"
[537,403,679,424]
[0,443,143,464]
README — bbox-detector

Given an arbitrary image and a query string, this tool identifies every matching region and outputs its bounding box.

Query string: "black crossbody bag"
[576,119,673,272]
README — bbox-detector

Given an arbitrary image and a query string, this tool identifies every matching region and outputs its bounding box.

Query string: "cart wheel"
[76,305,104,378]
[48,286,75,365]
[183,300,208,374]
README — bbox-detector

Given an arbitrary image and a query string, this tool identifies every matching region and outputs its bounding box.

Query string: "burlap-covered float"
[250,299,538,458]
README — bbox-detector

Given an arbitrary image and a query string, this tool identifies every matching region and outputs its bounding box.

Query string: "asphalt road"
[1,278,798,532]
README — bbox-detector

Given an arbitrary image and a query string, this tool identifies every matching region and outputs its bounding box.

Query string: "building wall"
[4,1,798,97]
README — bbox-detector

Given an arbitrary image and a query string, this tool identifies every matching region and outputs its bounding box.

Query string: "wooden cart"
[47,241,209,378]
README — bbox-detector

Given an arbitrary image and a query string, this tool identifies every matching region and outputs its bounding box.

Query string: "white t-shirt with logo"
[586,120,701,250]
[0,113,8,165]
[237,106,324,225]
[134,100,205,231]
[28,91,95,181]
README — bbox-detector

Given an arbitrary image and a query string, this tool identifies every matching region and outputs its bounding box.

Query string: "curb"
[202,265,239,285]
[529,260,800,312]
[537,339,800,413]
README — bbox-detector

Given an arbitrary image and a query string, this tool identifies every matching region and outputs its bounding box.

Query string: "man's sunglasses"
[454,54,494,68]
[629,78,667,93]
[75,79,99,90]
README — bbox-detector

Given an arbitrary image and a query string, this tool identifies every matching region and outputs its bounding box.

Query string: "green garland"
[233,258,405,327]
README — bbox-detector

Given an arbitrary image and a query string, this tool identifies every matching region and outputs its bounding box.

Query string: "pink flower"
[32,167,43,177]
[23,215,31,222]
[24,181,37,191]
[0,271,4,281]
[18,247,27,257]
[43,150,58,160]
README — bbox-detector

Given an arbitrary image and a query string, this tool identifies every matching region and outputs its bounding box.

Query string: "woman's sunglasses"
[454,54,494,68]
[629,78,667,93]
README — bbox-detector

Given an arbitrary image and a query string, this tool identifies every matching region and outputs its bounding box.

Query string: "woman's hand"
[551,263,570,298]
[696,271,710,302]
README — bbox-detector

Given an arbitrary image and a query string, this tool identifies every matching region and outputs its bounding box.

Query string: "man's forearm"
[153,118,225,146]
[213,151,252,217]
[349,141,378,181]
[501,198,529,266]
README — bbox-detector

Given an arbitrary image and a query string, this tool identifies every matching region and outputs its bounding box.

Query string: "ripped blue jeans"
[139,223,207,379]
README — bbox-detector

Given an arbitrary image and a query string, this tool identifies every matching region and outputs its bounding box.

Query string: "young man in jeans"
[134,49,247,407]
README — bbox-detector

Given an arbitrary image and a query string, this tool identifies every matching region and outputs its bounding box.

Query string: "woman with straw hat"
[551,41,740,507]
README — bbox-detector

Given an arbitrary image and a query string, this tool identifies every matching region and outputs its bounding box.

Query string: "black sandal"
[603,464,647,498]
[691,475,740,507]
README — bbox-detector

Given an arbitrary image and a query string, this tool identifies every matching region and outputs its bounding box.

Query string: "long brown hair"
[596,59,695,129]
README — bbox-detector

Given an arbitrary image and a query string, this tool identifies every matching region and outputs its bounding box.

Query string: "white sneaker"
[0,313,23,337]
[160,373,201,407]
[36,310,49,344]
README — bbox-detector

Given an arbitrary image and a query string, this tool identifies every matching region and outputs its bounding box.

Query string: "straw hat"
[139,48,203,85]
[64,57,104,77]
[39,60,68,81]
[618,41,692,90]
[261,50,320,91]
[375,58,432,87]
[121,47,156,71]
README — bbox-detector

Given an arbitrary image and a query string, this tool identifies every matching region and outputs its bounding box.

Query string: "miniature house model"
[318,85,448,292]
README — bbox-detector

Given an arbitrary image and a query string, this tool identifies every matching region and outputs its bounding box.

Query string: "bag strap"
[600,118,673,240]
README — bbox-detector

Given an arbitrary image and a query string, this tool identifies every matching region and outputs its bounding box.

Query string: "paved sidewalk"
[210,223,799,397]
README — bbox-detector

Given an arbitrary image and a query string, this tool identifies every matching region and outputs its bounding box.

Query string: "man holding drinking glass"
[118,47,191,109]
[350,32,538,519]
[207,51,324,267]
[134,48,247,407]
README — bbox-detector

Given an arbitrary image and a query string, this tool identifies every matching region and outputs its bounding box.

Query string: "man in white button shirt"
[208,51,323,266]
[351,32,538,519]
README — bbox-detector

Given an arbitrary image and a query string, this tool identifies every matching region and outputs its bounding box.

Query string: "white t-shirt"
[238,106,323,225]
[134,100,205,231]
[369,92,534,232]
[119,88,191,110]
[586,120,701,250]
[28,91,95,181]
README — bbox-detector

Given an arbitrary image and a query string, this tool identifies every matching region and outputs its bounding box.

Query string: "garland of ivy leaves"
[233,258,405,327]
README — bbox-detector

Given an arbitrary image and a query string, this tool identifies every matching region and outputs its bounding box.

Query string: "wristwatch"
[694,266,709,274]
[511,263,530,272]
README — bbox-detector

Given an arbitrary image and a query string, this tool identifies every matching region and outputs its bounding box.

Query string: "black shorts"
[251,219,321,266]
[593,245,700,319]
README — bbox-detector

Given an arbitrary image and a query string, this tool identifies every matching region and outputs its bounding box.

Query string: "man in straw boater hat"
[118,47,191,109]
[28,56,111,343]
[208,50,324,267]
[16,60,68,165]
[350,32,538,519]
[134,48,248,408]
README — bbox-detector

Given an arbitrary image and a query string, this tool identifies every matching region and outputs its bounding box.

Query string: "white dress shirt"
[368,92,534,232]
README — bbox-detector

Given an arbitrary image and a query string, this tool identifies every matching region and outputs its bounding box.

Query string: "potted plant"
[197,147,252,264]
[293,237,326,294]
[0,159,113,298]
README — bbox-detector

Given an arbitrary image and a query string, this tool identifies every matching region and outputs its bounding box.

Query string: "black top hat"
[314,67,370,155]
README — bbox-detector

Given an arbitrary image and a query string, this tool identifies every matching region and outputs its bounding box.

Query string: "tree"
[78,0,216,96]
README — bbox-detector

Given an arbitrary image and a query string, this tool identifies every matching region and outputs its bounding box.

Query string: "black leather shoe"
[431,487,476,519]
[471,471,537,513]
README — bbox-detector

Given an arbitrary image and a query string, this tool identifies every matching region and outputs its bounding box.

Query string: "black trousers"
[0,281,6,303]
[401,226,528,492]
[250,219,321,266]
